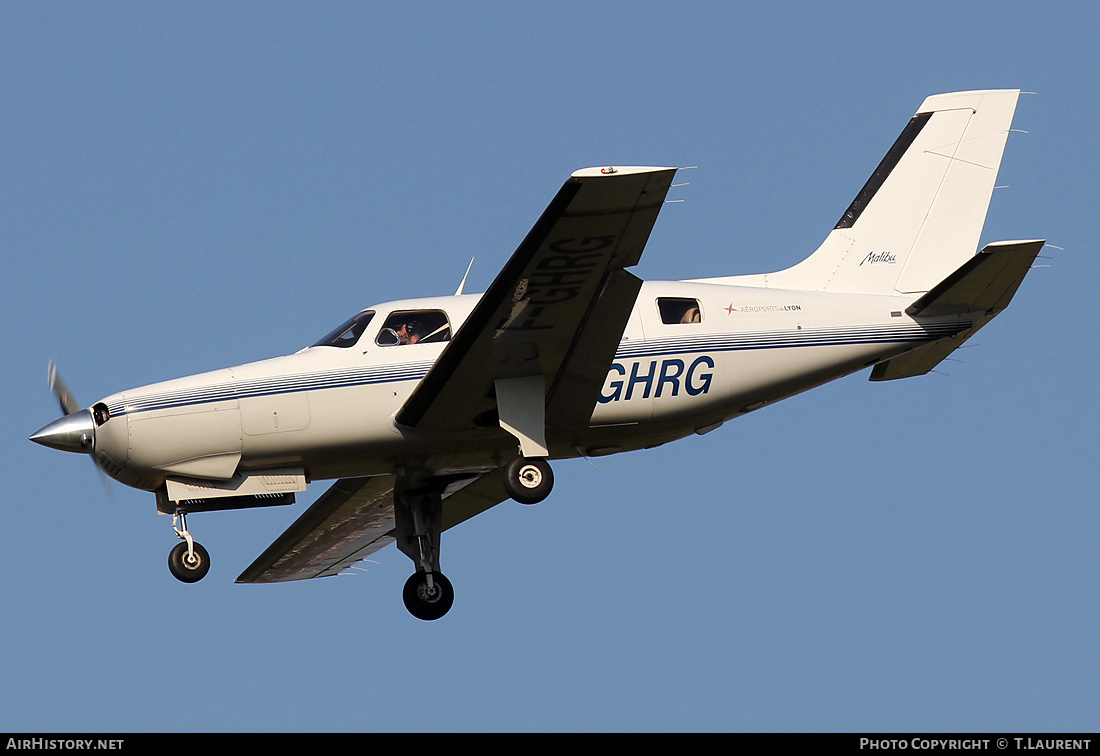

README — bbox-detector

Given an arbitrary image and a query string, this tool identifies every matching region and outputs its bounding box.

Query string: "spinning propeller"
[30,362,112,496]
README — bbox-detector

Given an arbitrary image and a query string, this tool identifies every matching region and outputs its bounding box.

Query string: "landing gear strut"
[389,457,553,619]
[394,478,454,620]
[168,509,210,583]
[502,456,554,504]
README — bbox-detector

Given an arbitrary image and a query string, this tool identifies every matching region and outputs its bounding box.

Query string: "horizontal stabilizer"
[905,239,1045,317]
[870,239,1043,381]
[869,333,970,381]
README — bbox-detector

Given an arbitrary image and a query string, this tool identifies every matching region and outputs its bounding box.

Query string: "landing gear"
[168,541,210,582]
[168,509,210,583]
[394,477,454,620]
[402,570,454,621]
[389,460,553,619]
[502,456,554,504]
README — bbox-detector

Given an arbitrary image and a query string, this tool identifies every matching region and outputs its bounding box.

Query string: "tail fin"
[765,89,1021,296]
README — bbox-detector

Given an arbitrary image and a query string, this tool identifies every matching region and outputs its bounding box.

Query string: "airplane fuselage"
[86,277,970,494]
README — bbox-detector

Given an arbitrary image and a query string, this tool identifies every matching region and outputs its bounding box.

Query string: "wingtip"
[570,165,677,178]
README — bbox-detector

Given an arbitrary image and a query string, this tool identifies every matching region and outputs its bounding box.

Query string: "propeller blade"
[36,364,115,502]
[39,363,115,502]
[95,464,114,502]
[48,362,79,416]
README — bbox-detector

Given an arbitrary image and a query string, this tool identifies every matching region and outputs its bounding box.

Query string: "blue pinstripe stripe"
[616,322,964,359]
[108,322,964,417]
[108,361,435,416]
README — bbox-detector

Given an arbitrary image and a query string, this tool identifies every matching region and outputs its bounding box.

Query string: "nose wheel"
[168,541,210,582]
[168,510,210,583]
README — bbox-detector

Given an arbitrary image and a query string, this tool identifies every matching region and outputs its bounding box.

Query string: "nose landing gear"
[168,510,210,583]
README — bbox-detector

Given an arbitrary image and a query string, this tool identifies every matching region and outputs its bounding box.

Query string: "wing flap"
[236,475,398,583]
[545,269,643,432]
[236,471,510,583]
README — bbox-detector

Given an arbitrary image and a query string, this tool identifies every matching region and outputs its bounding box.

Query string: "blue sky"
[3,2,1097,732]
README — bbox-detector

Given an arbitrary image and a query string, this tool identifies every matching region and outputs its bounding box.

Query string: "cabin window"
[312,310,375,348]
[657,298,702,325]
[376,310,452,346]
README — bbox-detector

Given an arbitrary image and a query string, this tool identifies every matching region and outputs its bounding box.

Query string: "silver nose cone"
[30,410,96,454]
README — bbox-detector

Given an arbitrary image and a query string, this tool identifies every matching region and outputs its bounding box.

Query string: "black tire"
[402,571,454,621]
[168,541,211,583]
[502,457,554,504]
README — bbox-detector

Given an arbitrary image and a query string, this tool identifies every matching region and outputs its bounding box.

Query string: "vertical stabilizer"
[763,89,1020,296]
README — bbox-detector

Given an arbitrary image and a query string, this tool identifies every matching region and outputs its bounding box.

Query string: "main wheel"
[168,541,210,583]
[502,457,554,504]
[403,571,454,621]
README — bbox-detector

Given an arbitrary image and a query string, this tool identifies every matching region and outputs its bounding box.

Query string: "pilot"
[395,318,422,345]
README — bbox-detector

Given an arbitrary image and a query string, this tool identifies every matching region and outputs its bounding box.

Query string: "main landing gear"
[502,456,554,505]
[394,478,455,621]
[393,456,554,620]
[167,509,210,583]
[403,570,454,621]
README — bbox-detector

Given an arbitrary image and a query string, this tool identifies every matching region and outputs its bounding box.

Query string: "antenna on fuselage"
[455,257,475,295]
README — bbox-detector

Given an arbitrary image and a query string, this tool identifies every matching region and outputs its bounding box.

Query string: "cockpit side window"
[312,310,376,348]
[657,297,702,324]
[376,310,451,347]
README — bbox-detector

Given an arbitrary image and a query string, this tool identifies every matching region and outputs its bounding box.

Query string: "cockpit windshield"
[311,310,375,348]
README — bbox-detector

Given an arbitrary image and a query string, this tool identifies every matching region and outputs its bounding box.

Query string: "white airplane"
[31,89,1042,620]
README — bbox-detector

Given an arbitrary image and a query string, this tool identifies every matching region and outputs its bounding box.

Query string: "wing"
[395,166,678,443]
[235,471,508,583]
[237,167,677,584]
